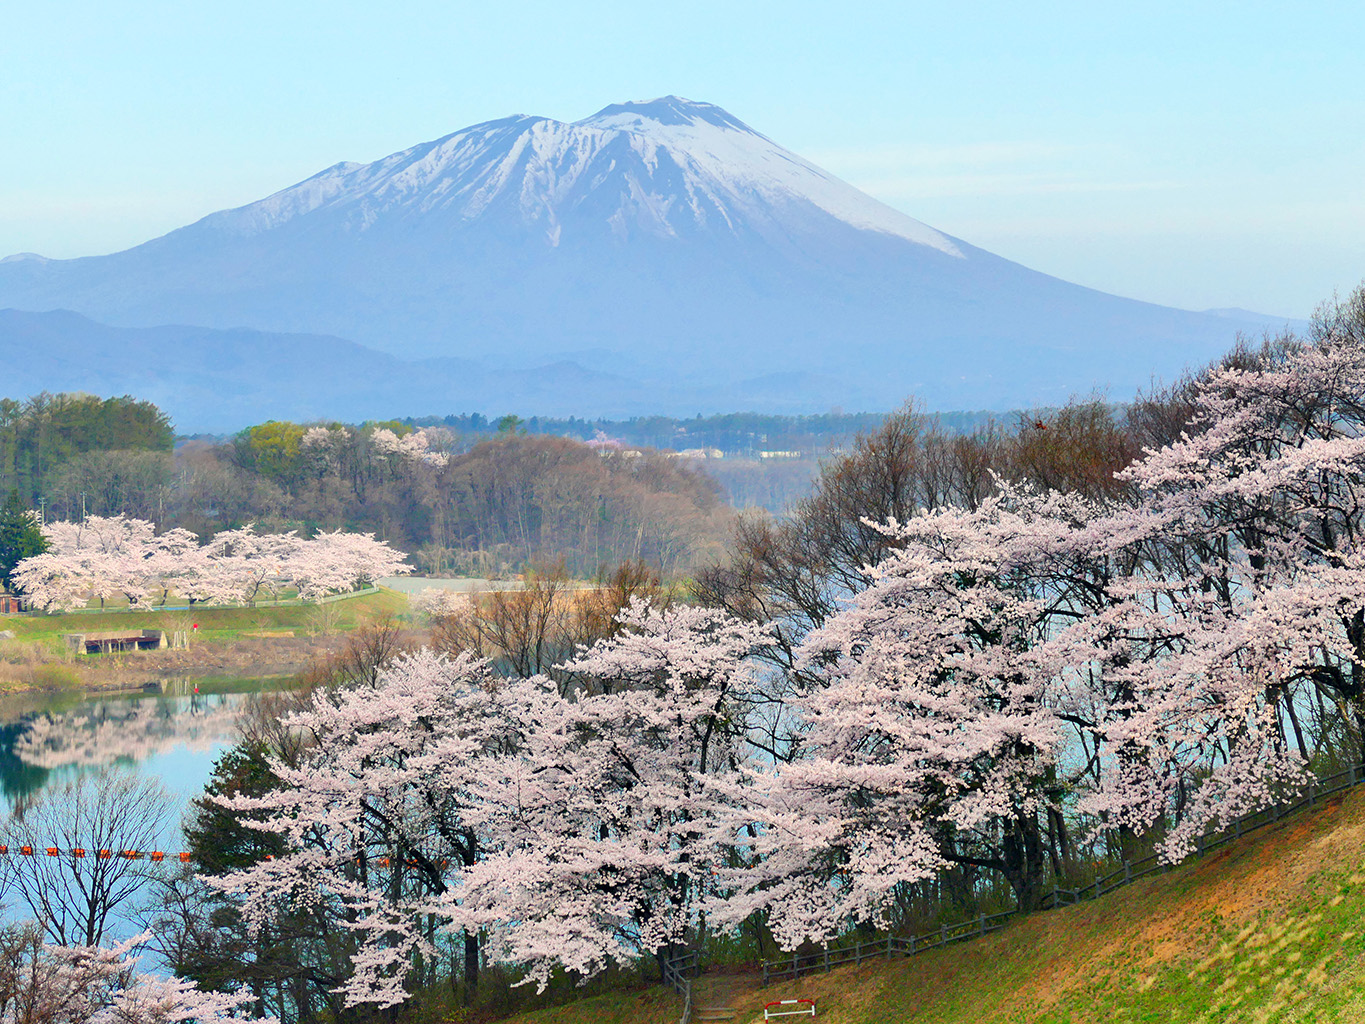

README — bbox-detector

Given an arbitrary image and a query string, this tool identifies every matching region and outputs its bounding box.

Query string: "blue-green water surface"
[0,680,289,852]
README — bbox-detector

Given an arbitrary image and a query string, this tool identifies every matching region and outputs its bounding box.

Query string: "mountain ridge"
[0,96,1289,416]
[0,308,892,432]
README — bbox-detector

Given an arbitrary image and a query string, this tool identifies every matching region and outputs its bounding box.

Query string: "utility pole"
[37,496,45,526]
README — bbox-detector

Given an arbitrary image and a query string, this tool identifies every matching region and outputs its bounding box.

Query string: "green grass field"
[0,588,409,647]
[501,788,1365,1024]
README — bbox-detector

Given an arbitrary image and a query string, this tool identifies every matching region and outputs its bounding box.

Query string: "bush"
[27,664,81,689]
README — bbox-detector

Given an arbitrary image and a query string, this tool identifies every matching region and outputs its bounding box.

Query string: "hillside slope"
[509,787,1365,1024]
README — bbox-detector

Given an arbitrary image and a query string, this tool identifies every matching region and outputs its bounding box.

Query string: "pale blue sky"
[3,0,1361,317]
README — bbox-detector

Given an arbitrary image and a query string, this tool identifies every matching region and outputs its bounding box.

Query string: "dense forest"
[0,391,1157,579]
[0,407,736,578]
[0,393,174,514]
[218,423,733,576]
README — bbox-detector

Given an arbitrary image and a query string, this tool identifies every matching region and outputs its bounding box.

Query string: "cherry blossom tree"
[195,527,304,606]
[410,586,471,619]
[1068,325,1365,860]
[211,600,765,1005]
[717,490,1082,947]
[10,516,202,610]
[369,428,450,468]
[291,530,409,601]
[210,649,517,1009]
[13,520,408,610]
[453,600,767,989]
[0,926,262,1024]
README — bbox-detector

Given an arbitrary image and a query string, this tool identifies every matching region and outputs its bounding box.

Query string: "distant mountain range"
[0,97,1300,431]
[0,309,879,433]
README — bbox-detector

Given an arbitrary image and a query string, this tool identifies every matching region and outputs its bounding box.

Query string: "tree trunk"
[463,928,479,1002]
[1001,813,1048,912]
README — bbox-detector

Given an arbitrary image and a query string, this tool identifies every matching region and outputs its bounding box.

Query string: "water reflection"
[0,722,51,808]
[0,681,282,829]
[14,695,242,772]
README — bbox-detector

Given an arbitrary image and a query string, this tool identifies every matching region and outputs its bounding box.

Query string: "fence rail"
[662,949,700,1024]
[746,756,1365,988]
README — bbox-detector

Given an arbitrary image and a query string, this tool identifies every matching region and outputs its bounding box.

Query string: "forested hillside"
[214,422,733,576]
[404,410,1001,456]
[0,392,173,513]
[0,399,734,577]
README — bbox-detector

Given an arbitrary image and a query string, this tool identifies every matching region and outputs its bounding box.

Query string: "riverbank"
[0,588,409,694]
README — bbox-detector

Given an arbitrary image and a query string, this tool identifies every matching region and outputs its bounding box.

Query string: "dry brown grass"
[0,637,81,690]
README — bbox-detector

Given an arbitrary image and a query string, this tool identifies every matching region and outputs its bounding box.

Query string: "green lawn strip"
[857,818,1365,1024]
[1,588,408,646]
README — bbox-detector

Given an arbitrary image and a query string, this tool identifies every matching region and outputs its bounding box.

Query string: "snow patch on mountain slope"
[193,97,962,255]
[578,98,961,254]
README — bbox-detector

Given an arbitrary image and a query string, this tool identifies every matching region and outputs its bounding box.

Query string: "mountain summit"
[0,98,1264,414]
[172,95,960,256]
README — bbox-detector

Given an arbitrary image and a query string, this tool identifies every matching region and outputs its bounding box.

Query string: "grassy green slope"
[508,787,1365,1024]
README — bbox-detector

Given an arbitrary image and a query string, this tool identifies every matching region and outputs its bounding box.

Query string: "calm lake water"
[0,680,287,853]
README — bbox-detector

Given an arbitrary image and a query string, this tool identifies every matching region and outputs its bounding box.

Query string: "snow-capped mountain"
[0,97,1272,417]
[195,97,961,254]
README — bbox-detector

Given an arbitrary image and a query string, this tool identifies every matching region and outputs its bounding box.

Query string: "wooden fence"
[669,756,1365,1020]
[662,949,700,1024]
[1039,759,1365,912]
[743,757,1365,990]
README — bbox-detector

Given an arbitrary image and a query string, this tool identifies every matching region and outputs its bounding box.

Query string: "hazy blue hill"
[0,310,885,432]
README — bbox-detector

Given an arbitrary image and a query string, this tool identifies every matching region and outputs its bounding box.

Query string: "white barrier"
[764,999,816,1019]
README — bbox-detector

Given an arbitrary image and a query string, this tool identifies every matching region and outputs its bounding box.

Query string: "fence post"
[1308,781,1316,806]
[1234,818,1241,840]
[762,960,768,986]
[823,946,830,973]
[1351,762,1359,786]
[886,932,893,960]
[978,913,985,937]
[1095,878,1102,900]
[1052,882,1058,908]
[791,953,797,980]
[1124,859,1131,883]
[939,923,946,947]
[909,934,916,955]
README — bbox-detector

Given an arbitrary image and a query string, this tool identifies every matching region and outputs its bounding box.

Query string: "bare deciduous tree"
[5,771,169,947]
[431,559,675,694]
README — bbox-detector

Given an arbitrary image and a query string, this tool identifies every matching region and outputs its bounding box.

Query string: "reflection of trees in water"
[0,721,51,805]
[9,693,244,773]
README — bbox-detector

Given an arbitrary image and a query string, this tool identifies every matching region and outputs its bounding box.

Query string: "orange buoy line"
[0,844,192,862]
[0,847,448,867]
